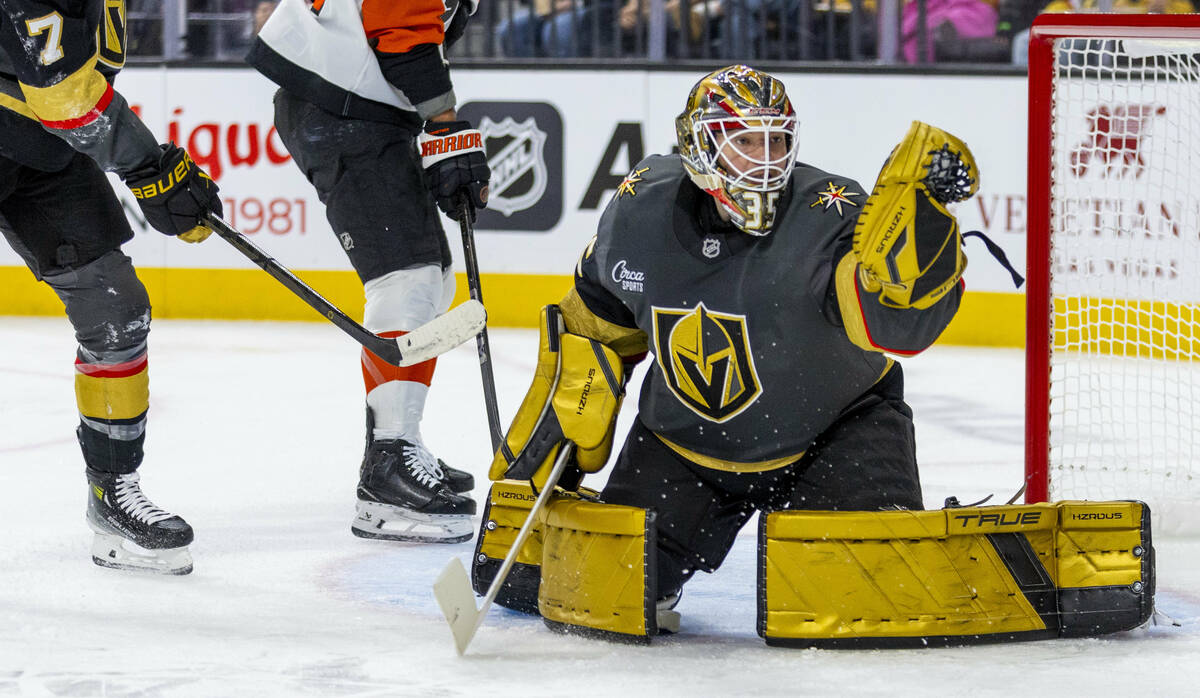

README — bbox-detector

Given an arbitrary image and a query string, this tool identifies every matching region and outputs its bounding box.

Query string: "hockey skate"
[656,591,682,634]
[439,460,475,494]
[363,408,473,493]
[353,439,477,543]
[86,469,194,575]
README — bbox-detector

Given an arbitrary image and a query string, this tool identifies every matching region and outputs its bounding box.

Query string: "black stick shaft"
[206,213,405,365]
[457,203,506,456]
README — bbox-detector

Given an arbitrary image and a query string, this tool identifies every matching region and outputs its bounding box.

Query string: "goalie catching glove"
[489,305,625,490]
[853,121,978,309]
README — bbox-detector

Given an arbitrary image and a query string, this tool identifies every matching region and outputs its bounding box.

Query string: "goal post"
[1025,13,1200,534]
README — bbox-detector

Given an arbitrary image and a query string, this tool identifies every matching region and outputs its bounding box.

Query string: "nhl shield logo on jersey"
[652,303,762,422]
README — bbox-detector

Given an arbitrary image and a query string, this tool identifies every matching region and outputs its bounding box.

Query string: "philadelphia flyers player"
[250,0,490,543]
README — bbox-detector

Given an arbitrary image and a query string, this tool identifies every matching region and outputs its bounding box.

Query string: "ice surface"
[1,317,1197,696]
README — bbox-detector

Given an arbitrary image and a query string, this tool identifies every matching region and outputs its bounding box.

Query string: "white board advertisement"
[0,67,1031,295]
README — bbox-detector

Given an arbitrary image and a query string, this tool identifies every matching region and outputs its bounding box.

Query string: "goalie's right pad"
[852,121,978,310]
[539,498,660,643]
[758,501,1154,648]
[488,305,625,489]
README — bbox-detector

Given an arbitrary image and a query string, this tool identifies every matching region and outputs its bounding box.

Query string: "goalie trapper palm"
[853,121,979,310]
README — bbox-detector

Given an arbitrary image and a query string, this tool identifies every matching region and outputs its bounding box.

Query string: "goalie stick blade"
[434,557,482,656]
[394,299,487,367]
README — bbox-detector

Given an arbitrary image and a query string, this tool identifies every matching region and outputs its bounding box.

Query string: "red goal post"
[1025,13,1200,533]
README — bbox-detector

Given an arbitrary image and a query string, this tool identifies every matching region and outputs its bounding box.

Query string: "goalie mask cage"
[1025,13,1200,535]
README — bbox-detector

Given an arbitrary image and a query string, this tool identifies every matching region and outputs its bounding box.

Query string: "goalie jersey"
[0,0,158,173]
[564,155,963,470]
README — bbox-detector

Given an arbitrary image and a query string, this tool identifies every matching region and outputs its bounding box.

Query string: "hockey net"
[1025,14,1200,535]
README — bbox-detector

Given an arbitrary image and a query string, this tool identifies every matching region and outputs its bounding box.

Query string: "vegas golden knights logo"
[98,0,127,68]
[652,303,762,422]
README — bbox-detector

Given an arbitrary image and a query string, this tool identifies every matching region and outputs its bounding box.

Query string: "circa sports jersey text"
[651,302,762,423]
[610,260,646,293]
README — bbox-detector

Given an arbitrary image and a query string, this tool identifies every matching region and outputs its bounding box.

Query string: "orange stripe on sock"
[362,330,436,392]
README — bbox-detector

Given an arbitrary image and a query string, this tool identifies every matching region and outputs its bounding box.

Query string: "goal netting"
[1026,15,1200,535]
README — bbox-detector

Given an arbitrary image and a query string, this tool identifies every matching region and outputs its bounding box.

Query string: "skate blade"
[352,500,473,544]
[91,532,193,575]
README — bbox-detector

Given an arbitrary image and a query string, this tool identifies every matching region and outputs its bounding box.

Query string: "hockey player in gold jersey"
[463,66,1151,648]
[481,64,973,605]
[0,0,223,574]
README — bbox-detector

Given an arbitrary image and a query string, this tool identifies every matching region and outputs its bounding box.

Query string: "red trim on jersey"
[853,279,921,358]
[40,83,114,130]
[74,351,148,378]
[361,330,437,392]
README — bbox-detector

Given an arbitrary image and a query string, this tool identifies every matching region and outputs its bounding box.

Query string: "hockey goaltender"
[467,65,1154,648]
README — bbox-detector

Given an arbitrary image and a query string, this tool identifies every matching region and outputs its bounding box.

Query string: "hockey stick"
[456,198,508,457]
[433,443,574,656]
[206,213,486,367]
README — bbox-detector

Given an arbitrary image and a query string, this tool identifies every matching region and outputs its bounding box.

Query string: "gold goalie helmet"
[675,65,801,236]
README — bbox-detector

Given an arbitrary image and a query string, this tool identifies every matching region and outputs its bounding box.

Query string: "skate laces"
[112,472,175,525]
[401,443,446,489]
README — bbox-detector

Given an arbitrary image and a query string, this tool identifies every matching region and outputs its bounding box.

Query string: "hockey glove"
[418,120,490,221]
[125,143,222,243]
[852,121,978,309]
[489,305,625,491]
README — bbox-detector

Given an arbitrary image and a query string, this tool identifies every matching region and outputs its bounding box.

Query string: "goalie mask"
[675,65,801,236]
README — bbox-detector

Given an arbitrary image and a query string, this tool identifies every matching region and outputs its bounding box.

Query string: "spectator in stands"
[619,0,722,58]
[721,0,878,62]
[926,0,1040,63]
[901,0,998,63]
[497,0,616,57]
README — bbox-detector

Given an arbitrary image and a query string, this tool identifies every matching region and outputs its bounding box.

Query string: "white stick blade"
[433,557,481,656]
[396,299,487,366]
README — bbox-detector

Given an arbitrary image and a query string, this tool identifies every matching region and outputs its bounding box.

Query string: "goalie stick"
[206,213,486,366]
[433,443,574,656]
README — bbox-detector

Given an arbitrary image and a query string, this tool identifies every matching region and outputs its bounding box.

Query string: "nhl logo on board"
[478,116,548,217]
[457,102,565,232]
[702,237,721,258]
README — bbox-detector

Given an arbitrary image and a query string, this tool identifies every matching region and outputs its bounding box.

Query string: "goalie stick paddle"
[433,444,575,656]
[206,213,486,366]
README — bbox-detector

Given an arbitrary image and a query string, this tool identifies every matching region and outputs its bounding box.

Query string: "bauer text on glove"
[124,143,222,243]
